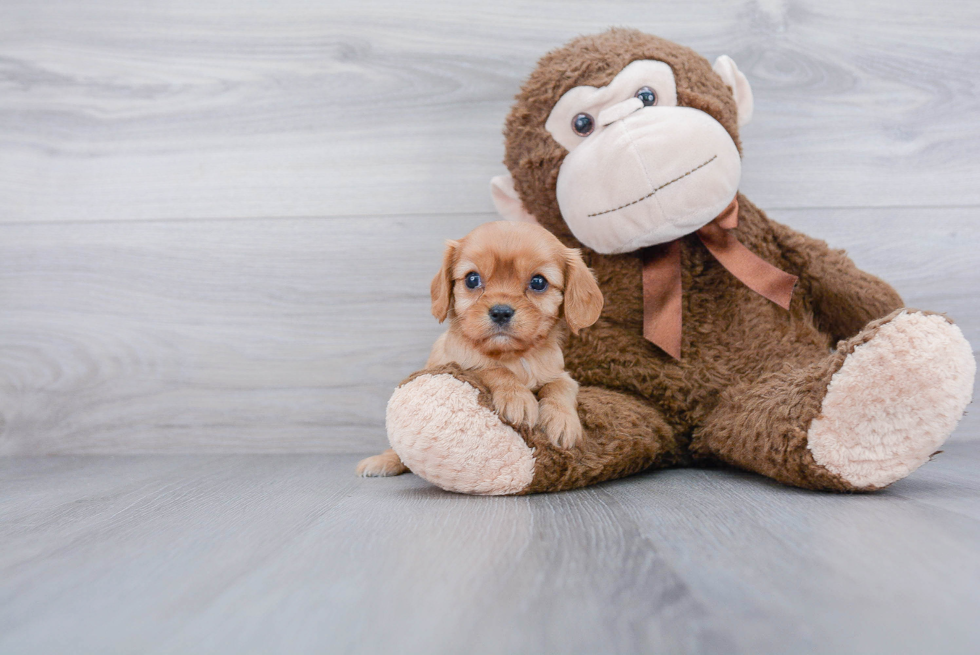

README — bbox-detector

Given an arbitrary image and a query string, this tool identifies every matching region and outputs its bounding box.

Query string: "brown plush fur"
[416,29,906,492]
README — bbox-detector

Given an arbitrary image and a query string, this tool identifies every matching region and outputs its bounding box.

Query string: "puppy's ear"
[562,248,603,334]
[430,240,459,323]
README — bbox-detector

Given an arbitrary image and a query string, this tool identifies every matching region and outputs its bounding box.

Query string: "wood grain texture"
[1,0,979,223]
[0,0,977,454]
[2,444,980,654]
[2,4,977,651]
[0,208,976,455]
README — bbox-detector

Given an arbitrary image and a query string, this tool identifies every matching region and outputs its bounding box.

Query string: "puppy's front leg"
[479,367,539,429]
[538,372,583,448]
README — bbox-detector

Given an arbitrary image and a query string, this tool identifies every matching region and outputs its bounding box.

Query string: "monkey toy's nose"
[597,97,644,127]
[489,304,515,325]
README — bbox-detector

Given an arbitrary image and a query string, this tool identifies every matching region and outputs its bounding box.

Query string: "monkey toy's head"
[491,29,754,255]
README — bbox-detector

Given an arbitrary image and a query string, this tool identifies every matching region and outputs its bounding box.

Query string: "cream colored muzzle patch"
[555,106,741,254]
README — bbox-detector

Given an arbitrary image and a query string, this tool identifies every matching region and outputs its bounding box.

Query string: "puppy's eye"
[464,272,482,289]
[528,274,548,292]
[571,113,594,136]
[635,86,657,107]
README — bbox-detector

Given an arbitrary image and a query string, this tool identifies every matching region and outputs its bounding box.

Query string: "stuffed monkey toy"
[370,28,975,495]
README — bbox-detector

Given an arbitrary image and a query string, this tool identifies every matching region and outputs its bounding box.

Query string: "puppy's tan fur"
[357,221,603,478]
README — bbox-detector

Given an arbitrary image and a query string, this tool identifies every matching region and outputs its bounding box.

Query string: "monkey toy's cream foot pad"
[808,311,976,490]
[386,373,536,495]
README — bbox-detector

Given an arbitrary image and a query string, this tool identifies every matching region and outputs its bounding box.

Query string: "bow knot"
[641,198,798,359]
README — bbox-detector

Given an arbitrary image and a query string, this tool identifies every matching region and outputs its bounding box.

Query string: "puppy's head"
[431,221,603,357]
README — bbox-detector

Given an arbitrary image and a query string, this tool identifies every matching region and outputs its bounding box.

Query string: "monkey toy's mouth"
[586,155,718,218]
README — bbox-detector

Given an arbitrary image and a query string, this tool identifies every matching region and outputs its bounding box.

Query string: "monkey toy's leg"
[692,310,975,491]
[382,364,685,495]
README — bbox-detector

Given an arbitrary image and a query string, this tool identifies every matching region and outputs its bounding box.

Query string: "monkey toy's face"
[492,29,754,256]
[546,60,741,254]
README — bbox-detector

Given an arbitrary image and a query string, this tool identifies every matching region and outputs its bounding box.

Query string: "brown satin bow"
[641,197,798,359]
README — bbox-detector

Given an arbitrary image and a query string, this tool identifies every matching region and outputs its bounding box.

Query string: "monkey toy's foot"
[385,368,537,495]
[807,311,975,490]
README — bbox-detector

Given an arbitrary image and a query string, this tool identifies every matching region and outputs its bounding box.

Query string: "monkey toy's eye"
[571,113,594,136]
[464,272,482,289]
[528,274,548,292]
[635,86,657,107]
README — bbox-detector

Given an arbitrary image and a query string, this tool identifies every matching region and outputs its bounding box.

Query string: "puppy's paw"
[538,398,583,449]
[356,449,409,477]
[493,386,539,428]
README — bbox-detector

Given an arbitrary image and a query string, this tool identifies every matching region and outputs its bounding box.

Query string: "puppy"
[357,221,604,477]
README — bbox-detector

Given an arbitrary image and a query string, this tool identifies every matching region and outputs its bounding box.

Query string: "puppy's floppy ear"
[562,248,603,334]
[430,240,459,322]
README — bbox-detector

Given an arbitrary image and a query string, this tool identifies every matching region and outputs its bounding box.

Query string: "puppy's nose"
[488,304,515,325]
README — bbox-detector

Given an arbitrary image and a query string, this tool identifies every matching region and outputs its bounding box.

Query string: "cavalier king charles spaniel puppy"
[357,221,603,477]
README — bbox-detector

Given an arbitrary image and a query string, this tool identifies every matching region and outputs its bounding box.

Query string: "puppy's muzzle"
[489,304,515,326]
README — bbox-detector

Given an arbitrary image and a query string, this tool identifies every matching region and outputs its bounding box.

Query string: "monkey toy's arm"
[768,219,904,343]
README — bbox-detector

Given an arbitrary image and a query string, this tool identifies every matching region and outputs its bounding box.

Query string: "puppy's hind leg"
[356,448,409,477]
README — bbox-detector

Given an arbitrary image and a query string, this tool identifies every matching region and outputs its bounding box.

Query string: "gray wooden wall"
[1,0,977,455]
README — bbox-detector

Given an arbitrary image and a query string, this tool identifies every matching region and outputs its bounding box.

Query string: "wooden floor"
[2,443,980,654]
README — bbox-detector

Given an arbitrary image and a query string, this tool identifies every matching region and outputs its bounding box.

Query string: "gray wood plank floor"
[2,444,980,654]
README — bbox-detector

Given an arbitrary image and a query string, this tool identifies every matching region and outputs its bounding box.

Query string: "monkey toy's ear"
[490,174,539,224]
[712,55,754,128]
